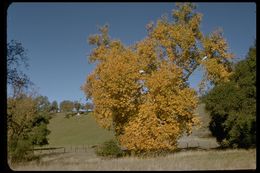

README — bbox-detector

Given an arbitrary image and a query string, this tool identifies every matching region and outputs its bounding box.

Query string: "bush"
[130,149,175,158]
[95,140,174,158]
[95,139,124,158]
[8,137,34,163]
[7,94,51,163]
[64,112,76,118]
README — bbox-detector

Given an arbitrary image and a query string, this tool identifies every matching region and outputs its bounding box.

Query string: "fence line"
[32,147,65,154]
[32,142,218,155]
[32,145,94,154]
[63,145,94,153]
[178,141,218,150]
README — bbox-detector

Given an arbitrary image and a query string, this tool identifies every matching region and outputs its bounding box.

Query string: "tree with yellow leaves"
[82,3,233,152]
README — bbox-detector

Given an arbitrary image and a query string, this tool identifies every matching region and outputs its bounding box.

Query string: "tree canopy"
[59,100,74,113]
[7,94,52,162]
[50,100,59,113]
[82,3,233,152]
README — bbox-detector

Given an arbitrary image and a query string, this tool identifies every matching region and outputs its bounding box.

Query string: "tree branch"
[183,61,200,82]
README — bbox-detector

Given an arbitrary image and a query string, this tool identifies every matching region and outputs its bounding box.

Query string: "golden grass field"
[10,148,256,171]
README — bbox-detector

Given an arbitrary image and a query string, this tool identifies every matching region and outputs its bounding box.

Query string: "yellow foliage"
[82,3,233,152]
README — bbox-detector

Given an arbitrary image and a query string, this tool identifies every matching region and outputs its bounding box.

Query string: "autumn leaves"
[82,3,233,152]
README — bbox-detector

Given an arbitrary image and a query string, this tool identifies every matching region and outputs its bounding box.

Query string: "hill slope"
[47,112,114,147]
[46,104,218,148]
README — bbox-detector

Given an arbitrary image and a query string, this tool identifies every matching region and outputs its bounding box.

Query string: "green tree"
[7,94,51,162]
[50,100,59,113]
[74,101,82,113]
[7,41,51,162]
[60,100,74,113]
[203,43,256,148]
[35,96,51,113]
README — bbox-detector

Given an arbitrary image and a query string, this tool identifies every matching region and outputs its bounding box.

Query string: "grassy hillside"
[46,112,114,147]
[46,104,217,148]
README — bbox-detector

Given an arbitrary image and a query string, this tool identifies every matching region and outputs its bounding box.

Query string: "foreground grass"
[10,148,256,171]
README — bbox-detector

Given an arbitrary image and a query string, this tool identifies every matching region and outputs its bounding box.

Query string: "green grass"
[46,112,114,147]
[46,104,218,149]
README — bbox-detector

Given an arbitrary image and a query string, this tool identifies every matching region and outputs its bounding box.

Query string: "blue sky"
[7,2,256,105]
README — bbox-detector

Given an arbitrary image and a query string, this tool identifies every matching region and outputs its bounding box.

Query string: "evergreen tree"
[203,43,256,148]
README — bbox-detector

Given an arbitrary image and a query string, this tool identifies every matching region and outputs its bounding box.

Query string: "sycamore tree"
[82,3,233,152]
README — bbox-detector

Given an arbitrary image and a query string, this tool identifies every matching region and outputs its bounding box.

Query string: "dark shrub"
[95,139,124,158]
[203,43,256,149]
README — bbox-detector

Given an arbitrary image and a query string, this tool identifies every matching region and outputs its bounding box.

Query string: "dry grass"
[177,103,219,149]
[10,148,256,171]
